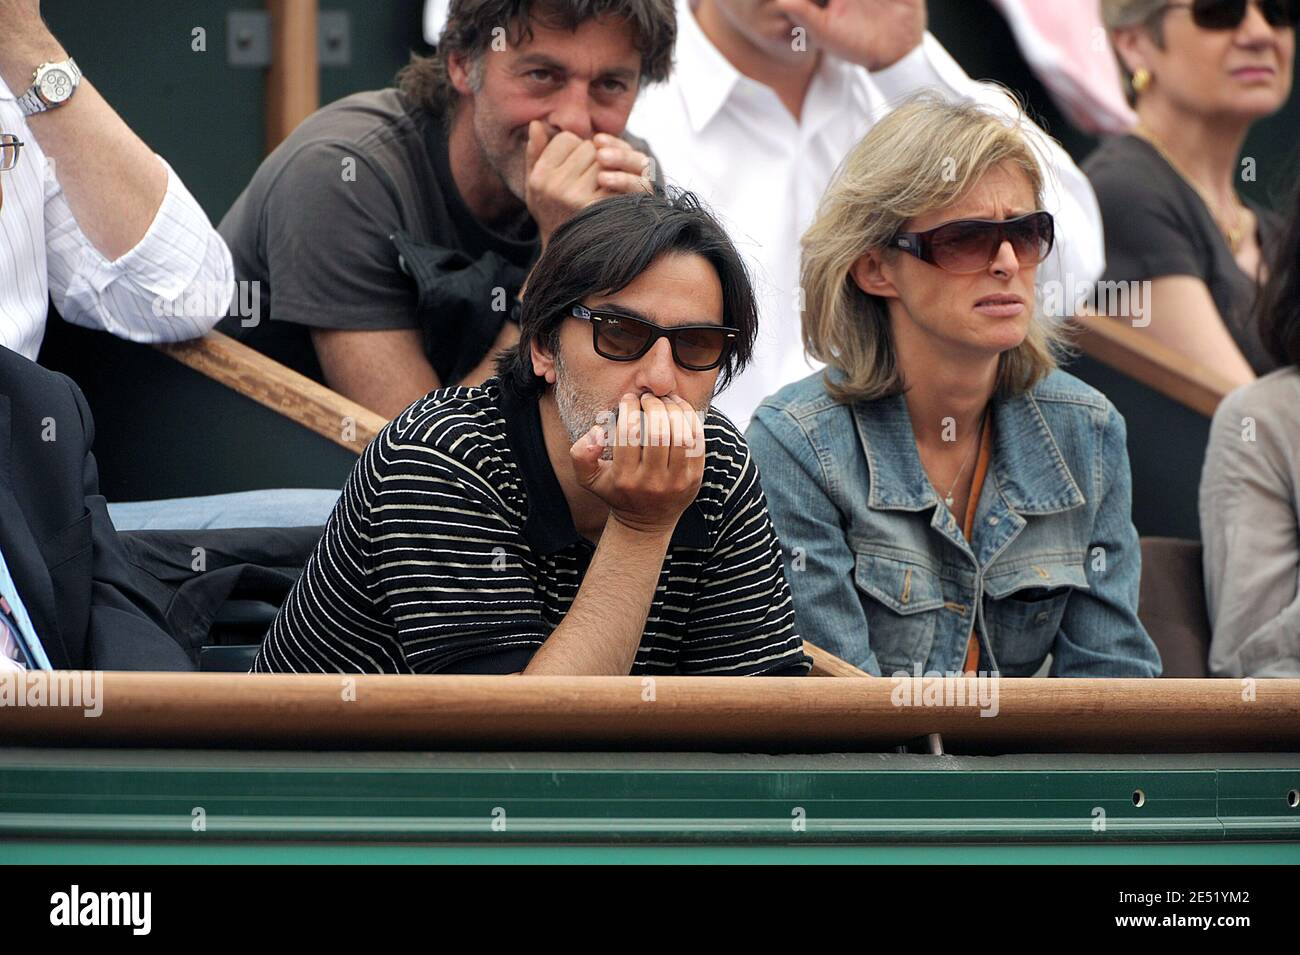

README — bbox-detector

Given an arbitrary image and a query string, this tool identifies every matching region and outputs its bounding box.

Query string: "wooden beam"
[805,642,869,677]
[157,332,387,454]
[1069,313,1237,418]
[4,673,1299,753]
[265,0,319,152]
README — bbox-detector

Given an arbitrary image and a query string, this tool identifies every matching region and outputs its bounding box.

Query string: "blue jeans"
[109,489,341,531]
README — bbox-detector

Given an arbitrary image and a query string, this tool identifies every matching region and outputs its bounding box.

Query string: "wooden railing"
[157,332,386,453]
[1068,313,1237,419]
[806,643,869,677]
[5,673,1298,752]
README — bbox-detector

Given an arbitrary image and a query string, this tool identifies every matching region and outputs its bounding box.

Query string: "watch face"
[39,69,73,103]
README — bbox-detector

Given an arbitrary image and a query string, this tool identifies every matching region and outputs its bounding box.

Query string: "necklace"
[940,411,987,511]
[1132,124,1248,254]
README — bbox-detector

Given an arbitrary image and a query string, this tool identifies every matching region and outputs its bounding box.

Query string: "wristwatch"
[16,58,82,117]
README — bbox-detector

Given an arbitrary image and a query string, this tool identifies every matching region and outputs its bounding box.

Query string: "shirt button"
[987,516,999,526]
[1035,611,1049,624]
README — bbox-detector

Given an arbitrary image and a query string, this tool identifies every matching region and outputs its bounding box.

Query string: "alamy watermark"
[1038,273,1152,327]
[151,279,261,328]
[889,664,1000,718]
[0,670,103,717]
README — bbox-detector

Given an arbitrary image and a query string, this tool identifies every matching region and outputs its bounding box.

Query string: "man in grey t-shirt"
[219,0,674,419]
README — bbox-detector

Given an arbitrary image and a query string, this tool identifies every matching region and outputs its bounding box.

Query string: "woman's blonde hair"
[800,91,1064,405]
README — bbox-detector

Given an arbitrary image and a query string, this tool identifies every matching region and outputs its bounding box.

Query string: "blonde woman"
[1085,0,1295,385]
[747,94,1161,678]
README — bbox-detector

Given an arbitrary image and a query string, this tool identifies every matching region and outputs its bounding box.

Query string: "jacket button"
[987,516,999,526]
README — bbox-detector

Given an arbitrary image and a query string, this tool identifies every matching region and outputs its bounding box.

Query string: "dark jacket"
[0,345,192,670]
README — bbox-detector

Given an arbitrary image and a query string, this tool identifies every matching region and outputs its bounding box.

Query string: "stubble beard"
[552,350,712,459]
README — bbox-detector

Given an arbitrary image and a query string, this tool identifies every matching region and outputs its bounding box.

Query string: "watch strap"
[16,86,46,117]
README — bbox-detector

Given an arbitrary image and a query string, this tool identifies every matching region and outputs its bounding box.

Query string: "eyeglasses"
[0,134,23,172]
[889,210,1055,274]
[569,304,737,371]
[1162,0,1299,30]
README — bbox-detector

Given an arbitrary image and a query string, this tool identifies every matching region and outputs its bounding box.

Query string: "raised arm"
[523,393,706,675]
[1,0,233,338]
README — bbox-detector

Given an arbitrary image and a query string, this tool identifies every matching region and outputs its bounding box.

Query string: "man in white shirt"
[626,0,1106,427]
[0,0,233,360]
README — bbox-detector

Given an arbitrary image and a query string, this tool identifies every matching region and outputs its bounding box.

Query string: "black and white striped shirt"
[255,378,811,676]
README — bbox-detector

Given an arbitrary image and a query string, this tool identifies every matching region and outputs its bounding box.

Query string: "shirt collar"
[672,0,873,138]
[672,0,744,134]
[497,378,710,555]
[851,381,1085,516]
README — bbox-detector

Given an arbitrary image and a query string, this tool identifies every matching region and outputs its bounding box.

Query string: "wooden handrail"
[805,642,869,677]
[1069,313,1237,419]
[265,0,319,152]
[4,673,1298,753]
[157,332,387,453]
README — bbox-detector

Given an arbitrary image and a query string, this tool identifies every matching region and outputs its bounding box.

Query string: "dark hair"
[397,0,676,115]
[497,188,758,396]
[1259,178,1300,368]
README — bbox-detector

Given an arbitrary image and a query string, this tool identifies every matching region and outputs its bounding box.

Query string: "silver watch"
[17,58,82,117]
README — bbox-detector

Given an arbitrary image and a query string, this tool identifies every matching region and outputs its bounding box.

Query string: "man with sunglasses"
[255,190,811,676]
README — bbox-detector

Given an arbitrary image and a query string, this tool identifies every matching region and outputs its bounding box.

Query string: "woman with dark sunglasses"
[1085,0,1296,386]
[747,94,1161,678]
[1199,179,1300,676]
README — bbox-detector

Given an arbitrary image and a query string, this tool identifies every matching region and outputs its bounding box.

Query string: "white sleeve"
[43,155,235,341]
[1200,389,1300,678]
[869,33,1106,300]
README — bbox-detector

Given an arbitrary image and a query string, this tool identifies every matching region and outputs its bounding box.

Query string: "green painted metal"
[2,750,1298,852]
[5,841,1300,865]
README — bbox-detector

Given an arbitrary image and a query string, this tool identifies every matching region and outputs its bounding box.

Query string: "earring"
[1132,68,1152,94]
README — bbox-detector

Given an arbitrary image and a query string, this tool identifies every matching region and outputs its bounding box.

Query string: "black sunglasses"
[569,304,737,371]
[1162,0,1299,29]
[889,210,1055,274]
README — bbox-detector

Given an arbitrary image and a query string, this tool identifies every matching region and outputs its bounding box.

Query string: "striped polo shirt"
[255,378,811,675]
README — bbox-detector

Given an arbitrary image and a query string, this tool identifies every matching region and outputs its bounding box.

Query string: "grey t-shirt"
[217,88,539,384]
[1083,134,1281,375]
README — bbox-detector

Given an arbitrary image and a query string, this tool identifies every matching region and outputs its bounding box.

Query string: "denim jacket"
[747,368,1161,677]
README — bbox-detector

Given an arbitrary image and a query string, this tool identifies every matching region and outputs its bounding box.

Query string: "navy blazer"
[0,345,192,670]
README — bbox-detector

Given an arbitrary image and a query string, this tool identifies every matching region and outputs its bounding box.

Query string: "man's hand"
[773,0,926,72]
[569,392,706,537]
[525,121,653,248]
[592,132,655,194]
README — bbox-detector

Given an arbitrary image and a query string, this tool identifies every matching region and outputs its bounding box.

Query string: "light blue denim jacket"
[747,368,1161,678]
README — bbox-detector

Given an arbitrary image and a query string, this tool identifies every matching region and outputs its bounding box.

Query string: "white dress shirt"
[0,74,234,360]
[628,0,1106,428]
